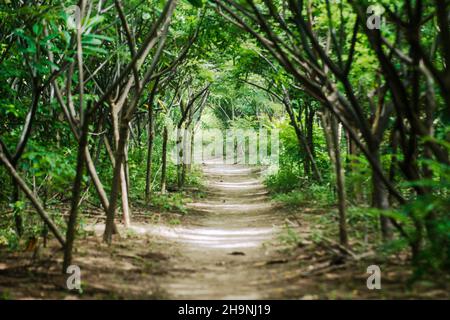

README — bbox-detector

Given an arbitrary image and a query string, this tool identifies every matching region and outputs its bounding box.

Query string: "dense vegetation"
[0,0,449,292]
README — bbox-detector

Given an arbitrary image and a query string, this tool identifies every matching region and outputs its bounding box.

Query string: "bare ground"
[0,161,448,299]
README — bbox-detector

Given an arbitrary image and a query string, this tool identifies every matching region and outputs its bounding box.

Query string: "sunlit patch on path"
[130,225,274,249]
[132,160,283,299]
[73,159,296,299]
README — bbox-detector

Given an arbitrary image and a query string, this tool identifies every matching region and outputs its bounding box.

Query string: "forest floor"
[0,161,449,299]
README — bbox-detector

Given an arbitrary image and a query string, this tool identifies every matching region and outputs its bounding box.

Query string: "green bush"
[265,167,302,193]
[272,183,335,207]
[151,193,191,214]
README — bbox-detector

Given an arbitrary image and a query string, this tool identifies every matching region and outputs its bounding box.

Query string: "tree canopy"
[0,0,449,299]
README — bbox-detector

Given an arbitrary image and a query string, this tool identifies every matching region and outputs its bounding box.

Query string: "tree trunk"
[63,108,90,272]
[388,130,398,206]
[347,130,363,203]
[11,178,22,236]
[371,148,393,241]
[189,125,195,169]
[176,124,183,189]
[181,124,190,186]
[331,117,349,248]
[145,102,155,202]
[111,104,131,228]
[120,162,130,227]
[303,105,314,177]
[161,125,168,194]
[321,111,348,248]
[104,119,129,244]
[285,99,322,182]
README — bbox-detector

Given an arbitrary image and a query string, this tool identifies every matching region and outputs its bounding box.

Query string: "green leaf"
[32,23,43,36]
[84,15,105,29]
[82,37,102,46]
[40,33,59,44]
[84,46,107,55]
[185,0,203,8]
[89,34,113,42]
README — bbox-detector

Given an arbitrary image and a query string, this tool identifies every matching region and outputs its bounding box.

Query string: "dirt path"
[3,161,447,299]
[0,159,311,300]
[131,160,287,299]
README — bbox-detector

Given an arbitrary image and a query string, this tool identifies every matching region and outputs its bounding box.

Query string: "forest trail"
[3,161,444,299]
[132,160,286,299]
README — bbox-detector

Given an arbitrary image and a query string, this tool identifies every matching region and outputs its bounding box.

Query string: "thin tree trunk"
[145,102,155,202]
[111,103,130,228]
[176,124,183,189]
[104,119,129,244]
[181,123,190,186]
[63,107,90,272]
[388,130,399,206]
[303,105,311,176]
[371,148,392,241]
[120,163,130,227]
[347,130,363,203]
[189,125,195,169]
[331,117,349,248]
[285,98,322,182]
[124,133,131,192]
[121,131,131,227]
[321,111,348,248]
[11,178,22,236]
[161,126,168,194]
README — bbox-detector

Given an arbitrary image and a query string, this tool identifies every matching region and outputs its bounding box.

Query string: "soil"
[0,161,448,299]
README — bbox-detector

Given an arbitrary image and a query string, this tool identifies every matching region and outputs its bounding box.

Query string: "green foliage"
[0,227,19,250]
[272,191,304,207]
[265,119,332,195]
[0,0,449,283]
[184,0,204,8]
[151,193,191,214]
[266,169,301,193]
[272,184,335,207]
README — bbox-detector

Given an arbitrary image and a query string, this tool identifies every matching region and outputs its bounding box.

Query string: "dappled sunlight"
[187,202,270,211]
[129,224,274,249]
[86,162,279,262]
[207,190,269,197]
[211,182,262,190]
[1,0,447,302]
[203,167,255,175]
[119,162,278,252]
